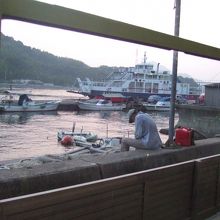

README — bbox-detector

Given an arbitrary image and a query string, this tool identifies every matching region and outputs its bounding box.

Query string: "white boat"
[144,103,170,111]
[0,94,60,113]
[74,53,201,102]
[77,99,125,111]
[102,92,128,103]
[57,129,122,153]
[144,97,171,111]
[57,130,98,143]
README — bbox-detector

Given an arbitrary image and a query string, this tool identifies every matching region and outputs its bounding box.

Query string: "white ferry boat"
[74,54,200,102]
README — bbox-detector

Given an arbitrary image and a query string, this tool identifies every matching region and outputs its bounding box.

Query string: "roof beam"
[0,0,220,61]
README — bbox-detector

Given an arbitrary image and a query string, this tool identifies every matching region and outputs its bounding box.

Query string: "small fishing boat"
[57,130,98,143]
[144,97,171,111]
[57,120,122,152]
[102,93,128,103]
[0,94,60,113]
[58,128,122,154]
[77,99,125,111]
[144,103,170,111]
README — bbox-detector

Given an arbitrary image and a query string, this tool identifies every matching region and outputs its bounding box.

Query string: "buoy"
[61,135,74,146]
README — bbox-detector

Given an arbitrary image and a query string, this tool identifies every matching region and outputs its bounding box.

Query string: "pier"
[1,138,220,219]
[1,0,220,219]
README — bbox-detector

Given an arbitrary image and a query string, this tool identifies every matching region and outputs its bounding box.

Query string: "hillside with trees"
[0,34,113,86]
[0,34,198,87]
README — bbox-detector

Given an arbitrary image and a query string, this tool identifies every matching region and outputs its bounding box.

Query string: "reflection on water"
[0,88,177,161]
[0,110,176,161]
[75,110,112,119]
[0,111,58,124]
[71,110,173,141]
[74,111,132,138]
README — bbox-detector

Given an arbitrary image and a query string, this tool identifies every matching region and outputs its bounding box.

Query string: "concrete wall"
[176,104,220,137]
[205,86,220,106]
[1,137,220,200]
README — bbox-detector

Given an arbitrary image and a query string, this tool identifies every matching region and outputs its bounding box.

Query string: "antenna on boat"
[144,52,147,64]
[157,63,160,74]
[135,49,139,65]
[72,121,76,132]
[106,124,108,138]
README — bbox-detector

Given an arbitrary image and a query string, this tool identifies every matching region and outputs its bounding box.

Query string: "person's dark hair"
[128,105,146,123]
[128,108,138,123]
[129,112,136,123]
[136,104,145,112]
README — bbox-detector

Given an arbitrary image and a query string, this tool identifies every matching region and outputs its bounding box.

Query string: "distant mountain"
[0,34,113,86]
[0,34,198,87]
[177,75,198,87]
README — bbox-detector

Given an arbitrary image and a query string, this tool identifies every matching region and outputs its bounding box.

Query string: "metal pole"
[168,0,181,146]
[0,11,1,48]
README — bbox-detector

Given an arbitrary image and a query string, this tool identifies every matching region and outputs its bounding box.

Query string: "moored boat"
[73,53,201,102]
[143,97,171,111]
[0,94,60,113]
[77,99,125,111]
[143,104,170,111]
[57,130,98,143]
[102,92,128,103]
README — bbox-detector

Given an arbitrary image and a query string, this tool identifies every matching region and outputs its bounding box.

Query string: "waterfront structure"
[204,83,220,106]
[176,83,220,138]
[1,0,220,219]
[75,54,200,101]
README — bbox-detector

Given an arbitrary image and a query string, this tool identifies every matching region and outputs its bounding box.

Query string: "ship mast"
[144,52,147,64]
[168,0,181,146]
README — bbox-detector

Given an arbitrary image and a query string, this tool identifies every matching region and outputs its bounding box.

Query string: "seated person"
[18,94,32,106]
[121,105,162,151]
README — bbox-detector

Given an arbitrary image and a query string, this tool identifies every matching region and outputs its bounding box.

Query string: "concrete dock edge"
[1,137,220,200]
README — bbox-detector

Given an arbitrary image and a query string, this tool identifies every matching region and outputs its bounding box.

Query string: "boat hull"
[75,56,201,102]
[90,90,199,102]
[77,101,125,111]
[0,101,60,113]
[143,103,170,111]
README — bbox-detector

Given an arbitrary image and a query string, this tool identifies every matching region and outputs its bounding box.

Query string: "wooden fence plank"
[1,174,142,215]
[191,156,220,220]
[216,157,220,211]
[143,162,194,220]
[2,157,220,220]
[1,181,144,219]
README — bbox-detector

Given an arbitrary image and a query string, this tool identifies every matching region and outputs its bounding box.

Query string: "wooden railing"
[1,154,220,220]
[1,1,220,219]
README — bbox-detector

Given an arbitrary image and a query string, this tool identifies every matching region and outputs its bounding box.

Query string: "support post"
[168,0,181,146]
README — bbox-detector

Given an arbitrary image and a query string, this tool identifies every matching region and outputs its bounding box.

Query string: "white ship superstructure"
[75,54,197,101]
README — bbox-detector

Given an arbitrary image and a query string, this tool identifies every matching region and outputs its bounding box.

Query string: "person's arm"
[134,116,143,139]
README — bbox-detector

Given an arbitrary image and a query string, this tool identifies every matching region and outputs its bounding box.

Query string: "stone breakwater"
[1,137,220,200]
[176,104,220,138]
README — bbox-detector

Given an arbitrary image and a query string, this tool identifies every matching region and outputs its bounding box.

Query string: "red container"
[175,127,193,146]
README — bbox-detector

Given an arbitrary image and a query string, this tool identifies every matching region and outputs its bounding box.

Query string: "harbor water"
[0,87,177,161]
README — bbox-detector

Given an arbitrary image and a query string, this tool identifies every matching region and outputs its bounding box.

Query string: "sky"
[2,0,220,82]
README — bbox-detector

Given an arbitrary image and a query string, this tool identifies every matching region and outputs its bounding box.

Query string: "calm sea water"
[0,88,177,161]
